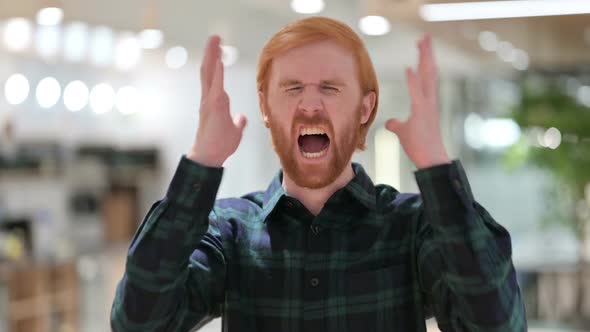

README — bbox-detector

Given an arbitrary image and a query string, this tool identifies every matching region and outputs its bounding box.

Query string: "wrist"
[414,151,450,169]
[186,149,224,168]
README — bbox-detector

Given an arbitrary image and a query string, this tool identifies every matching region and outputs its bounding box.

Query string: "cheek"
[325,95,358,116]
[322,95,342,107]
[267,99,292,124]
[269,115,290,132]
[331,111,361,141]
[331,118,349,138]
[283,95,303,111]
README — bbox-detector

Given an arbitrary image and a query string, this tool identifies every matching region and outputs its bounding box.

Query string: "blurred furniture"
[101,186,138,243]
[0,218,32,261]
[3,260,79,332]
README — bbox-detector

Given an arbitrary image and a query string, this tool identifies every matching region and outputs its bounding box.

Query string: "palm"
[191,36,247,167]
[198,90,242,157]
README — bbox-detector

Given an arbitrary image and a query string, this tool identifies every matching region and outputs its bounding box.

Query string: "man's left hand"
[385,33,450,169]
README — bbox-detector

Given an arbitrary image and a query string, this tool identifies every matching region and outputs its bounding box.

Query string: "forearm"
[111,156,224,331]
[415,161,527,331]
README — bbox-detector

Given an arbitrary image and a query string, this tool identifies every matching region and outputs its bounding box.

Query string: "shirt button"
[310,277,320,287]
[310,225,319,235]
[452,179,462,190]
[193,183,201,191]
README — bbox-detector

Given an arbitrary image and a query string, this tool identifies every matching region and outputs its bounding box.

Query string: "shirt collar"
[261,162,376,223]
[260,171,286,223]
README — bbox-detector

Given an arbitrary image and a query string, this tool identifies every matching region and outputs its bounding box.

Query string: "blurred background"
[0,0,589,331]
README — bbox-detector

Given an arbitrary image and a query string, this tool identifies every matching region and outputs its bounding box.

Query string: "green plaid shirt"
[111,156,526,332]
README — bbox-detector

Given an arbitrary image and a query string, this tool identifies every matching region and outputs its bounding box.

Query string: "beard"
[266,102,362,189]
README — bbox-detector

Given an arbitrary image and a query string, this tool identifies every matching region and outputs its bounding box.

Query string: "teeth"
[300,127,326,136]
[302,148,328,159]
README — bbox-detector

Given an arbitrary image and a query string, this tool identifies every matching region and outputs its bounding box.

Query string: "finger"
[406,68,424,111]
[200,35,222,98]
[233,113,248,131]
[385,118,404,134]
[210,59,225,98]
[422,34,438,99]
[418,36,426,78]
[424,33,436,72]
[418,35,430,98]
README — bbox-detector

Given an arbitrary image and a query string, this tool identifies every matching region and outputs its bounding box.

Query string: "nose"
[298,86,324,114]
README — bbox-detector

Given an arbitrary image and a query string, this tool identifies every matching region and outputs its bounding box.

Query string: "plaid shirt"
[111,156,527,332]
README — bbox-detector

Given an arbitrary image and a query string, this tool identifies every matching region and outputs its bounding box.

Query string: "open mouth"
[297,126,330,159]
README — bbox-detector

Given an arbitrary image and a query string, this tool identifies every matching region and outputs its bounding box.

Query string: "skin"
[385,34,450,169]
[259,39,375,215]
[188,33,450,216]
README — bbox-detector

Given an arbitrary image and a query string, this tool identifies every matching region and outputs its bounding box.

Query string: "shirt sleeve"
[110,155,228,332]
[414,160,527,331]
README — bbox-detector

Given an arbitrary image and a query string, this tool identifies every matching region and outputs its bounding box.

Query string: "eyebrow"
[278,79,347,88]
[278,79,302,88]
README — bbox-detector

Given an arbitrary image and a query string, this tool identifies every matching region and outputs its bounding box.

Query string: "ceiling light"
[89,26,114,67]
[290,0,325,14]
[139,6,164,49]
[4,73,30,105]
[89,83,115,114]
[3,18,33,52]
[36,77,61,108]
[139,29,163,49]
[115,32,142,71]
[421,0,590,22]
[35,25,60,58]
[63,80,89,112]
[221,45,239,67]
[63,21,89,62]
[478,31,498,51]
[36,7,64,26]
[359,16,391,36]
[512,49,529,70]
[496,41,515,62]
[165,46,188,69]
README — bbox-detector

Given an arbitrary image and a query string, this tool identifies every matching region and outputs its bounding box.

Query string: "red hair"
[257,16,379,150]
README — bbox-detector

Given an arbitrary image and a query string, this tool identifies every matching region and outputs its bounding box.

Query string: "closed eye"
[286,86,303,93]
[321,86,339,93]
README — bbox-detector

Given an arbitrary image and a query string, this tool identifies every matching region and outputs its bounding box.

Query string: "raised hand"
[385,33,450,169]
[187,36,248,167]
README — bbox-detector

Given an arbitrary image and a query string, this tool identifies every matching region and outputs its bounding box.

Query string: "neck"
[282,163,355,216]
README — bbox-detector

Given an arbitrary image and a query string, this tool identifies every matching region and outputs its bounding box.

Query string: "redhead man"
[111,17,526,332]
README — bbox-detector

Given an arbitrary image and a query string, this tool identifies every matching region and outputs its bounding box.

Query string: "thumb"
[385,118,404,134]
[233,113,247,131]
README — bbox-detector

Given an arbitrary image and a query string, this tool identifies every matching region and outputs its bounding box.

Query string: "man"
[111,17,527,332]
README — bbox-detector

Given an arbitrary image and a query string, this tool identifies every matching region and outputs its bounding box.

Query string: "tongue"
[299,135,329,153]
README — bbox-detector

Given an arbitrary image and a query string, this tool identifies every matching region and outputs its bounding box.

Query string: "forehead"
[269,39,357,85]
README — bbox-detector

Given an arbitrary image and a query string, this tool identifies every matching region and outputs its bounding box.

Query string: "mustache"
[291,113,332,132]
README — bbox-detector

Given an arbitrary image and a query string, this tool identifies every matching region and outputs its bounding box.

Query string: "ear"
[360,91,376,125]
[258,91,270,128]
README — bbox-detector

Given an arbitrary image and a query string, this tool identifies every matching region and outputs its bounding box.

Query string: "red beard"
[266,103,361,189]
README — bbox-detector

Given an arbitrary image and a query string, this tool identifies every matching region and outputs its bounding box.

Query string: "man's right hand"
[187,35,247,168]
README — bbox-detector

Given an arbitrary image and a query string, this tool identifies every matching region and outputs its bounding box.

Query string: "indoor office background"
[0,0,589,331]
